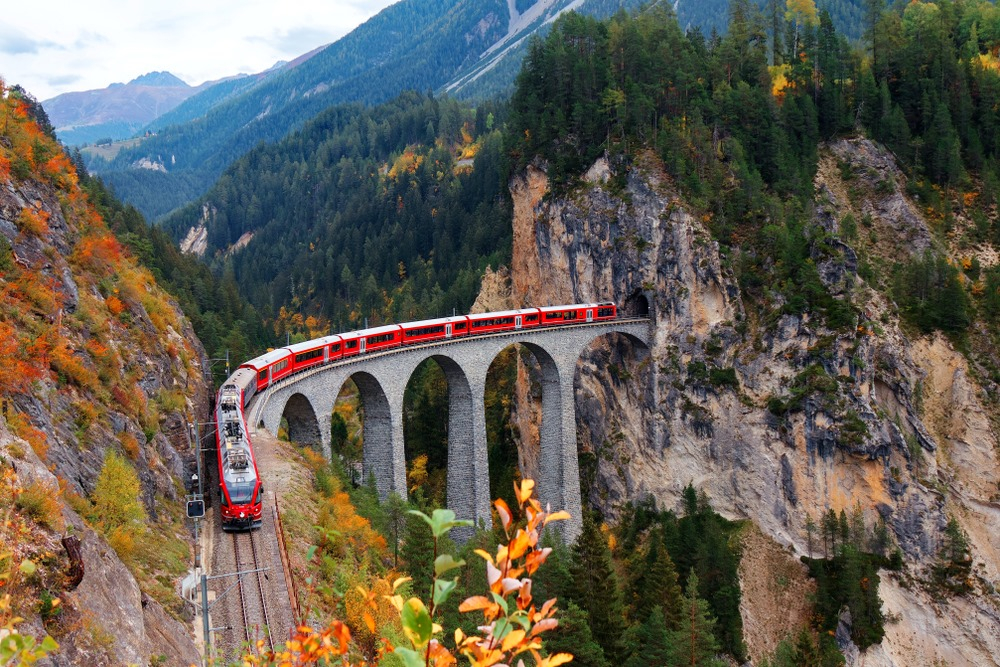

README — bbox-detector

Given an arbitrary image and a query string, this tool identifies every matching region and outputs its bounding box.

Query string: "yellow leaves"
[408,453,430,492]
[16,206,49,237]
[538,653,575,667]
[388,148,425,179]
[515,479,535,505]
[786,0,819,27]
[768,64,794,104]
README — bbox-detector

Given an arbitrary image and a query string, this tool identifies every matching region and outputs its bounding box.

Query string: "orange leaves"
[454,480,571,667]
[72,233,123,276]
[0,320,44,395]
[105,294,126,316]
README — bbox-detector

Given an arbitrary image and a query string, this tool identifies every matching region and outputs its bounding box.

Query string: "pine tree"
[668,571,725,667]
[624,606,673,667]
[568,512,628,659]
[630,528,683,629]
[545,601,609,667]
[400,508,436,598]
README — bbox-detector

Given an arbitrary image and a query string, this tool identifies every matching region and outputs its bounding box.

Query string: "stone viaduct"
[247,318,651,539]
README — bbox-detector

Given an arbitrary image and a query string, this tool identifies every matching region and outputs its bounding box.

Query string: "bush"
[15,481,63,531]
[90,450,146,539]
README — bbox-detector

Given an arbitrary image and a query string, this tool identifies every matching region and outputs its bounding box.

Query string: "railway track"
[232,531,274,656]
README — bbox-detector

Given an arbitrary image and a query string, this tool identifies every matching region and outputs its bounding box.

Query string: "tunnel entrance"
[623,290,650,318]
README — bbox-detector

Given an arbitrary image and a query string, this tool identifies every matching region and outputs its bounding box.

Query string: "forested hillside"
[162,93,510,337]
[86,0,875,223]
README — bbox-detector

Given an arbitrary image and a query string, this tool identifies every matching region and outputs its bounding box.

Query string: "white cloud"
[0,0,399,100]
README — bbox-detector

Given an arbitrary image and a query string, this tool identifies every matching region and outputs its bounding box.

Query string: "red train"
[214,378,263,530]
[228,302,617,404]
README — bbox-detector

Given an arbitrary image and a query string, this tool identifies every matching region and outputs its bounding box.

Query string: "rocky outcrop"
[1,424,201,667]
[502,145,1000,666]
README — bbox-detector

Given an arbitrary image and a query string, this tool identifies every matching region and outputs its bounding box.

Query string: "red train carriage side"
[322,334,345,363]
[401,316,471,345]
[215,383,263,531]
[537,303,614,326]
[467,308,542,335]
[286,338,329,374]
[595,302,617,320]
[360,324,403,354]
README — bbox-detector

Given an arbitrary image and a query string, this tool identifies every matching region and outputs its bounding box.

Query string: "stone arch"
[281,393,322,447]
[402,354,485,533]
[623,289,651,318]
[486,341,568,520]
[346,371,401,499]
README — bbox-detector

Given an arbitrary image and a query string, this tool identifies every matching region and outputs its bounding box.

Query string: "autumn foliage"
[249,480,573,667]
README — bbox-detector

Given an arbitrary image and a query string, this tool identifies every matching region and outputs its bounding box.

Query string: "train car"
[227,367,259,408]
[467,308,542,335]
[400,316,471,345]
[537,303,610,326]
[215,383,263,531]
[355,324,403,355]
[594,301,617,321]
[239,348,293,393]
[320,334,345,364]
[286,338,330,374]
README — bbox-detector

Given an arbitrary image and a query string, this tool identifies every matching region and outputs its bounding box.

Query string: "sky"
[0,0,399,101]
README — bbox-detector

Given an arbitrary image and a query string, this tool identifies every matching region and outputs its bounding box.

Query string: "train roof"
[344,324,402,338]
[240,348,291,370]
[537,303,601,312]
[285,338,328,354]
[401,316,470,328]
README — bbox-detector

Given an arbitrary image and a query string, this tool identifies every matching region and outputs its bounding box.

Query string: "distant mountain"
[43,72,209,146]
[86,0,867,221]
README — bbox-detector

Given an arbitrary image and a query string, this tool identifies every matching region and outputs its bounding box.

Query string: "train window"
[545,312,563,320]
[526,315,538,322]
[598,306,615,317]
[295,349,324,363]
[565,311,577,320]
[272,359,289,373]
[406,325,445,337]
[455,323,466,329]
[346,340,358,349]
[331,343,341,352]
[258,369,268,382]
[367,333,395,344]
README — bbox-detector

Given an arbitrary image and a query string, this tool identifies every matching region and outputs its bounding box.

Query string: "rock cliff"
[1,117,210,663]
[501,144,1000,665]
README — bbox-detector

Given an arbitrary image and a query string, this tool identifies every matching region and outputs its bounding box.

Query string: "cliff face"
[503,145,1000,665]
[1,104,210,664]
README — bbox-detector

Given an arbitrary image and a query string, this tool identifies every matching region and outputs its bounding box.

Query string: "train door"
[360,338,367,354]
[446,324,453,339]
[324,346,330,363]
[515,315,523,330]
[586,309,594,322]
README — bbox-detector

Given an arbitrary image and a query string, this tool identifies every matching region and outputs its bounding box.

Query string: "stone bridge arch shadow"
[338,371,397,494]
[281,393,323,448]
[402,355,483,523]
[573,330,653,508]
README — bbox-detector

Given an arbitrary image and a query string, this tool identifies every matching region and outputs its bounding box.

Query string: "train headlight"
[239,512,245,518]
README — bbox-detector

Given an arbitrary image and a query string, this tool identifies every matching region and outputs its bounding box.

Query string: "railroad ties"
[233,531,274,655]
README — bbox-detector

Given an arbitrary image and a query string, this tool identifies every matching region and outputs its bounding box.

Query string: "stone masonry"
[248,320,651,540]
